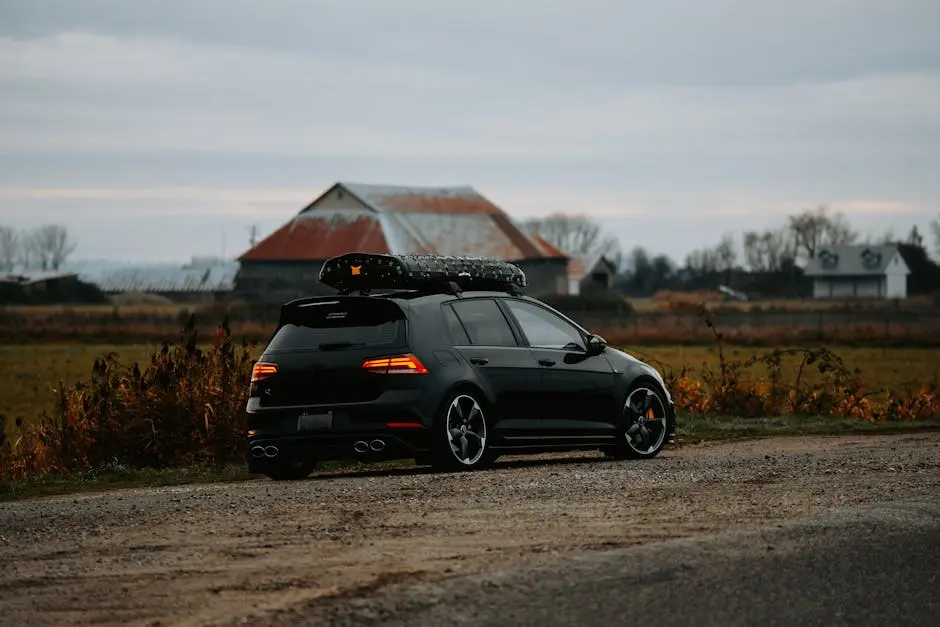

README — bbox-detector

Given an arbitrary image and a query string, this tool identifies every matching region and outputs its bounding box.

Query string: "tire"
[607,382,670,460]
[430,390,495,472]
[264,459,316,481]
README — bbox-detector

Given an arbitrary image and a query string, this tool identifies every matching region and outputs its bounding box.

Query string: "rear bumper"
[246,429,431,472]
[244,389,435,470]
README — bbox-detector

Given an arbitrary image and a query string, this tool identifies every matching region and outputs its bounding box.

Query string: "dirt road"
[2,432,939,626]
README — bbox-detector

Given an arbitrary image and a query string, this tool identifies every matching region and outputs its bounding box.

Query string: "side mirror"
[586,334,607,356]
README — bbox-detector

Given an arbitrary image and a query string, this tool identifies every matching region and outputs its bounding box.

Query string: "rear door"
[500,298,616,438]
[252,297,412,411]
[445,298,543,440]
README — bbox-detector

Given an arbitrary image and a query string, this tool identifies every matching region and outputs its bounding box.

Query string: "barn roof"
[802,244,910,277]
[239,182,569,262]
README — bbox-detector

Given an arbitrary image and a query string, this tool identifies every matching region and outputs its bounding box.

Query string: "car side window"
[504,299,586,351]
[442,304,471,345]
[450,299,518,347]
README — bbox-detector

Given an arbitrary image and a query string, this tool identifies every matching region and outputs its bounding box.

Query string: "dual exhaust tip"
[250,445,279,458]
[250,439,386,459]
[354,439,386,453]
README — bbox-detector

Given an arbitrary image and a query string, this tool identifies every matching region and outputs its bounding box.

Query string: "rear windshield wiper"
[318,341,366,351]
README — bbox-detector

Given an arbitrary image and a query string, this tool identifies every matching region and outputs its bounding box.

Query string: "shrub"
[0,315,257,482]
[2,306,939,483]
[647,305,940,421]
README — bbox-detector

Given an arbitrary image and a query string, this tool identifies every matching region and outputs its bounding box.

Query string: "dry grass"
[2,343,937,433]
[1,309,938,483]
[631,293,935,313]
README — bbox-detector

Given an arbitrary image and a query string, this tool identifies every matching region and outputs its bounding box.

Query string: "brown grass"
[2,304,937,347]
[1,307,938,483]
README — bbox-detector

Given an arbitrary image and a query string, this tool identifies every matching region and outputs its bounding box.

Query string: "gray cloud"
[0,0,938,262]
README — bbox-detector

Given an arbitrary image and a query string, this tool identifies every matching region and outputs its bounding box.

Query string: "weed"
[0,315,258,481]
[1,307,938,483]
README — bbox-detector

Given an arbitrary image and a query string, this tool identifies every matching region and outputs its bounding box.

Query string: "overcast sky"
[1,0,938,263]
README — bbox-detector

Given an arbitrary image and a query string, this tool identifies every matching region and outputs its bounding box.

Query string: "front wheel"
[607,383,670,460]
[431,391,494,472]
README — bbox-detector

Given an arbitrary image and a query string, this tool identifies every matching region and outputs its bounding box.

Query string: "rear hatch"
[253,296,413,407]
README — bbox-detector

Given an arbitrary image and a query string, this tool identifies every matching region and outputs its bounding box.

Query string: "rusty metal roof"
[240,182,568,262]
[530,234,569,259]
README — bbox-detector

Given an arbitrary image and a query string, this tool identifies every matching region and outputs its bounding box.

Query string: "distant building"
[236,182,569,298]
[75,258,238,302]
[0,271,104,304]
[566,254,619,296]
[803,244,910,299]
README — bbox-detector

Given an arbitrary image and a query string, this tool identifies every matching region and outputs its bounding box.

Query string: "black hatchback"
[245,253,676,479]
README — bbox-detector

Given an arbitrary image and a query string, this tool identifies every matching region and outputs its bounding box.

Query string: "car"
[244,252,677,480]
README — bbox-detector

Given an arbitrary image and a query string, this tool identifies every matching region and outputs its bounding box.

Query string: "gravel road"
[2,432,939,627]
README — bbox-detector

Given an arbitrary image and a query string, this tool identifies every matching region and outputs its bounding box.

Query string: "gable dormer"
[860,247,882,270]
[818,248,839,269]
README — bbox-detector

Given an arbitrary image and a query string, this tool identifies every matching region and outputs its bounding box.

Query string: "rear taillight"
[251,361,278,383]
[361,354,428,374]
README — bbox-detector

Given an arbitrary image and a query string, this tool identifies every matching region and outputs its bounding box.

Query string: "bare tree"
[906,225,924,248]
[787,205,857,260]
[0,226,18,272]
[931,215,940,256]
[29,224,77,271]
[714,232,737,272]
[742,227,794,272]
[683,247,719,278]
[523,213,621,263]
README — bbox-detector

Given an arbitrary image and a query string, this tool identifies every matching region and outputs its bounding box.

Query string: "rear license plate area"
[297,412,333,431]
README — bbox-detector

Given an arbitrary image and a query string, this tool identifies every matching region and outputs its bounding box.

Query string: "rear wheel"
[431,391,494,472]
[607,383,669,460]
[264,459,316,481]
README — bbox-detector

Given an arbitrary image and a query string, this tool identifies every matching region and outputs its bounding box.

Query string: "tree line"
[0,224,77,273]
[525,206,940,297]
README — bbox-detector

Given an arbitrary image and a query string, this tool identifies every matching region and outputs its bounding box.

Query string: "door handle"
[538,359,556,367]
[469,357,489,365]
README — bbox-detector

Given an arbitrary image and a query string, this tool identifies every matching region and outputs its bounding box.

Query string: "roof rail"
[318,252,527,296]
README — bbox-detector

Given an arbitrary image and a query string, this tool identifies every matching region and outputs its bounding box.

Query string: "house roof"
[802,244,910,277]
[567,253,618,282]
[78,261,239,292]
[239,182,568,262]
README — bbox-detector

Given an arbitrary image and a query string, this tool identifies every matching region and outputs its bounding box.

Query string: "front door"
[500,298,617,440]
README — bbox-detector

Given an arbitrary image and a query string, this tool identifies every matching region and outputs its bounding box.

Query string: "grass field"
[3,342,938,429]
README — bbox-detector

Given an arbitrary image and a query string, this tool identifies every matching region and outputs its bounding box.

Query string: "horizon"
[1,1,938,264]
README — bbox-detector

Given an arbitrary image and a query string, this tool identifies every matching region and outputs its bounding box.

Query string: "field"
[3,342,938,429]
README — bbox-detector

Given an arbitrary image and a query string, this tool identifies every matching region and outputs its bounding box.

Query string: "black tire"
[430,390,495,472]
[264,459,316,481]
[607,381,670,460]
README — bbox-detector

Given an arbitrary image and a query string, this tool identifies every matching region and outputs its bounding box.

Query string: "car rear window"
[266,298,406,351]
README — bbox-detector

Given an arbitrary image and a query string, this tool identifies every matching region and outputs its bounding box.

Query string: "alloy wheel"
[445,394,487,465]
[623,387,667,455]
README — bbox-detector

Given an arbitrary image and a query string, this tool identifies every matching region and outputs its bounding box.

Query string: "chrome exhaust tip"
[369,439,386,452]
[263,445,279,458]
[353,440,369,453]
[250,446,266,459]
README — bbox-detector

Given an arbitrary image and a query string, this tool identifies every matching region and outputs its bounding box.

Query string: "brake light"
[361,354,428,374]
[251,361,278,383]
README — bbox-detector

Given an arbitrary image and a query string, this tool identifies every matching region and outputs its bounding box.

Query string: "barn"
[803,244,910,299]
[235,182,569,298]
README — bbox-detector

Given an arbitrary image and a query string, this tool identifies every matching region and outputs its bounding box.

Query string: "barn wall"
[299,185,371,214]
[234,260,331,296]
[515,259,568,297]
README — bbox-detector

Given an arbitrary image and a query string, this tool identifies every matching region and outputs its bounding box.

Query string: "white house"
[802,244,910,299]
